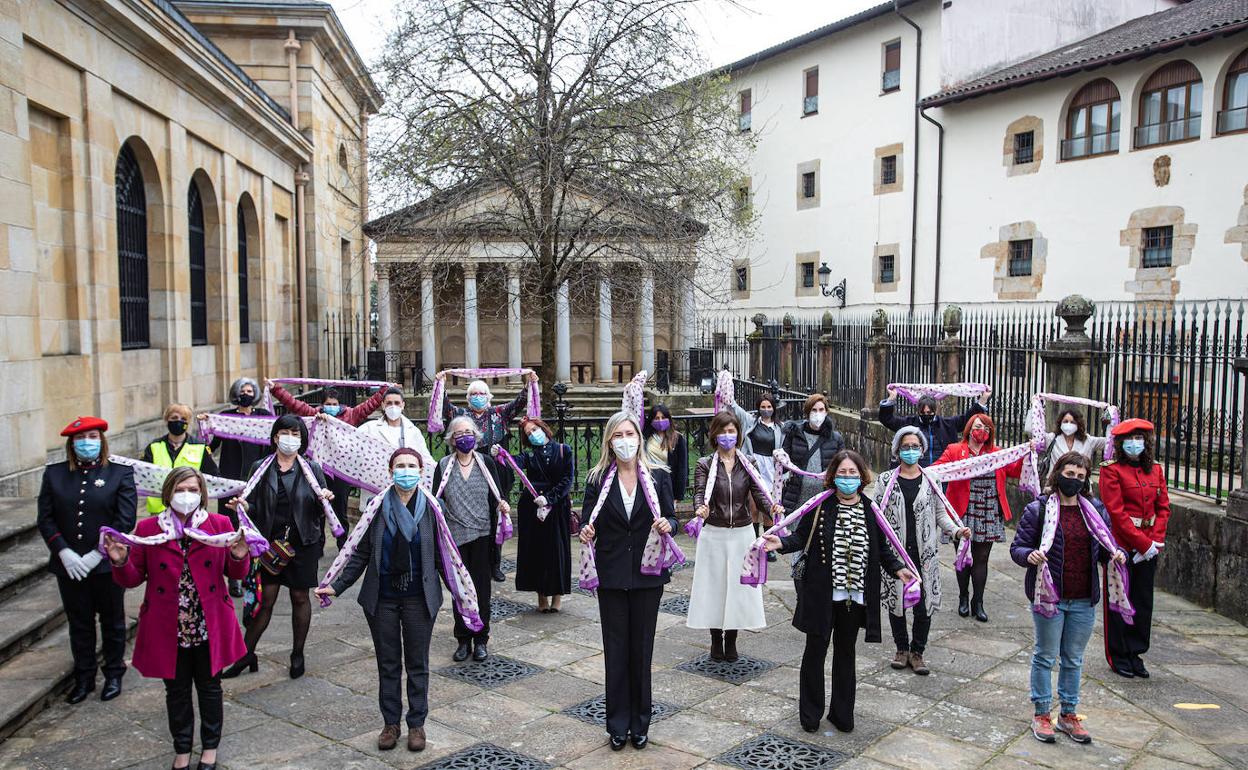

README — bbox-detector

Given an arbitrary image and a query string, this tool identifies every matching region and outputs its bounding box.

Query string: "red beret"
[61,416,108,437]
[1111,418,1154,436]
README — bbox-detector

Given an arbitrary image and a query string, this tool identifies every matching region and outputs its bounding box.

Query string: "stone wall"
[1153,496,1248,626]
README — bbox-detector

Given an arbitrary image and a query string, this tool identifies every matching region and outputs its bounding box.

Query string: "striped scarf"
[831,502,868,594]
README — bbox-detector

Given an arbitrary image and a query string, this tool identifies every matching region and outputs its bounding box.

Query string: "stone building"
[0,0,380,494]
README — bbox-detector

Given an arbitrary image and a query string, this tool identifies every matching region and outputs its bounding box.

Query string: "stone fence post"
[818,311,834,396]
[779,314,796,387]
[862,309,889,420]
[1040,296,1098,429]
[935,305,963,388]
[747,313,765,382]
[1230,357,1248,522]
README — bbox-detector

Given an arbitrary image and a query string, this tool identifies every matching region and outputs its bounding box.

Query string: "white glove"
[59,548,90,580]
[489,445,500,458]
[80,550,103,572]
[1132,542,1160,563]
[534,495,548,508]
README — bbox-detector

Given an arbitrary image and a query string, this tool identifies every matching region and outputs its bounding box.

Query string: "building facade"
[0,0,379,495]
[717,0,1247,319]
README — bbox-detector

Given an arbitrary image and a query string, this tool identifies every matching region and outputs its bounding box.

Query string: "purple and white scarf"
[495,447,550,522]
[1034,494,1133,622]
[740,488,834,587]
[923,440,1043,497]
[622,371,648,431]
[233,454,346,538]
[306,414,406,493]
[317,484,484,632]
[426,368,541,434]
[197,412,314,446]
[876,469,973,572]
[107,455,245,501]
[436,452,513,545]
[98,506,268,558]
[888,382,990,404]
[685,451,775,539]
[713,369,735,414]
[1027,393,1120,462]
[262,377,391,414]
[578,462,685,592]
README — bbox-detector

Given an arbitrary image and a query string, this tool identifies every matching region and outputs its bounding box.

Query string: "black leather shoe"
[492,567,506,583]
[801,722,818,733]
[100,677,122,701]
[972,600,989,623]
[827,714,854,733]
[66,679,94,704]
[452,641,471,662]
[609,735,628,751]
[631,734,648,750]
[289,652,305,679]
[958,594,970,618]
[1131,657,1150,678]
[472,642,488,662]
[766,551,777,563]
[196,763,216,770]
[228,579,244,598]
[221,652,258,679]
[1111,660,1135,678]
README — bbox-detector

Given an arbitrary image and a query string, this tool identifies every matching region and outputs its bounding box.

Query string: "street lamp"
[818,262,846,308]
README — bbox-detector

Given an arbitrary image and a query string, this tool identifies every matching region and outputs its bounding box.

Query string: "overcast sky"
[328,0,885,70]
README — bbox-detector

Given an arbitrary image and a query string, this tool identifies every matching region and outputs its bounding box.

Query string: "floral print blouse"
[177,538,208,648]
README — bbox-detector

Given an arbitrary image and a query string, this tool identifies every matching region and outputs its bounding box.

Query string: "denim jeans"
[1030,598,1095,715]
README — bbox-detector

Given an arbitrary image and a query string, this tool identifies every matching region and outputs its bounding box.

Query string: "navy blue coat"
[1010,495,1117,606]
[878,400,987,467]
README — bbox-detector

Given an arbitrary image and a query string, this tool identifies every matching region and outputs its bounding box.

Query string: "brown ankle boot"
[408,726,426,752]
[724,630,739,662]
[378,724,400,751]
[709,629,724,661]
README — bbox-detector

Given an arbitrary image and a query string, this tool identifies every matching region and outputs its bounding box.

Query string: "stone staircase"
[0,498,137,742]
[412,383,712,422]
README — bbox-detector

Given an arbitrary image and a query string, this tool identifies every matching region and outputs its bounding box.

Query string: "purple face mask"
[453,434,477,453]
[716,433,738,451]
[651,418,671,432]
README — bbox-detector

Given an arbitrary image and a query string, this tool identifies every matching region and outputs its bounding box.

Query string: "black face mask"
[235,393,255,407]
[1056,476,1084,498]
[919,414,934,425]
[167,420,188,436]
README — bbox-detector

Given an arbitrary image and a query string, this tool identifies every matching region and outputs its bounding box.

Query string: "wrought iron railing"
[1134,116,1201,147]
[1216,106,1247,134]
[1060,130,1119,159]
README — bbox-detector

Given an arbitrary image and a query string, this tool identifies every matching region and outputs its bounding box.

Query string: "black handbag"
[790,507,821,582]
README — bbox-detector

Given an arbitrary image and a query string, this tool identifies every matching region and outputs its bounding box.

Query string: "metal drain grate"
[659,595,690,616]
[676,653,778,684]
[500,557,517,573]
[490,596,534,621]
[573,585,596,597]
[559,694,681,727]
[716,732,847,770]
[416,742,552,770]
[436,655,541,689]
[670,558,694,573]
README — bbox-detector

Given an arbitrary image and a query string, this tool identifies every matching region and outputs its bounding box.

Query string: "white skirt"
[686,524,767,630]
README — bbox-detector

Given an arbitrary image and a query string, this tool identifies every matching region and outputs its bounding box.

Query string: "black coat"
[37,461,137,577]
[878,400,986,467]
[245,455,329,547]
[780,420,845,511]
[1011,495,1115,606]
[580,468,678,591]
[514,443,575,595]
[779,496,905,642]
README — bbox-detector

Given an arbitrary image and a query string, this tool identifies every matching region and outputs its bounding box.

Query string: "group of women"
[35,376,1172,765]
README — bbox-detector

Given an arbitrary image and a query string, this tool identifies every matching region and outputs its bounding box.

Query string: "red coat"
[1097,460,1170,553]
[112,513,250,679]
[933,442,1024,522]
[270,383,386,427]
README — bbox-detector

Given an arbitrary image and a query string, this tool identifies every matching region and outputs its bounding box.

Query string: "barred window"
[237,201,250,343]
[1008,239,1033,277]
[878,254,895,284]
[801,261,815,288]
[1013,131,1034,164]
[115,144,149,350]
[188,183,208,346]
[880,155,897,185]
[801,171,816,199]
[1142,226,1173,268]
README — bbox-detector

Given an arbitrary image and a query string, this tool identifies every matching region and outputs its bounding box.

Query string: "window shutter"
[884,42,901,71]
[740,90,751,114]
[1143,60,1200,91]
[806,69,818,98]
[1071,78,1120,108]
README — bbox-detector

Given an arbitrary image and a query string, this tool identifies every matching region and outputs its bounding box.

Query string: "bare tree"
[366,0,754,384]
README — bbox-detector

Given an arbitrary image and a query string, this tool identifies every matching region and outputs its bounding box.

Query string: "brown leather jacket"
[693,453,772,529]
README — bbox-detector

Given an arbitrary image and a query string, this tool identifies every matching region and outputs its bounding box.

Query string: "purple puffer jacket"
[1010,495,1115,606]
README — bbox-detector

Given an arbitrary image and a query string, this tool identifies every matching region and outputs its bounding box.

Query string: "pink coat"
[112,513,250,679]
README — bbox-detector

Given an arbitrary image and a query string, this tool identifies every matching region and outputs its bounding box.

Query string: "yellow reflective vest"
[145,441,208,513]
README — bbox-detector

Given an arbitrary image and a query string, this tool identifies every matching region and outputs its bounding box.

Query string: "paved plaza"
[2,538,1247,770]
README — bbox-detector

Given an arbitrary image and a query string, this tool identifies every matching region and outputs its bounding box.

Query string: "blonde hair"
[587,411,663,485]
[161,465,207,508]
[163,403,193,422]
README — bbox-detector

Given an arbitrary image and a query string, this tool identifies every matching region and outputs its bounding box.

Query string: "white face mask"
[808,411,826,429]
[1060,422,1078,436]
[612,437,639,461]
[170,491,201,515]
[384,405,404,422]
[277,435,301,455]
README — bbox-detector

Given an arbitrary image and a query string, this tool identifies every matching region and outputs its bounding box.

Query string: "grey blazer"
[331,489,443,619]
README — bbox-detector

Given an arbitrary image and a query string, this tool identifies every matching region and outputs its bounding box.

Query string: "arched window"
[1062,79,1120,159]
[237,201,250,343]
[338,143,349,171]
[188,182,208,346]
[115,144,149,350]
[1136,60,1202,147]
[1218,49,1248,134]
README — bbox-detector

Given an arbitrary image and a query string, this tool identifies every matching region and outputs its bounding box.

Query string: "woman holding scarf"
[762,450,913,733]
[875,427,970,675]
[315,449,441,753]
[1011,452,1128,744]
[689,411,782,660]
[1037,409,1108,475]
[141,403,219,514]
[779,394,845,512]
[643,404,688,501]
[733,395,783,562]
[431,416,508,663]
[103,466,250,770]
[1099,418,1170,679]
[222,415,334,679]
[579,411,678,751]
[511,417,574,613]
[37,416,137,704]
[934,414,1023,623]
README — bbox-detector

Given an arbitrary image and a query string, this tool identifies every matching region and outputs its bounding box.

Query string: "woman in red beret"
[1098,418,1169,679]
[36,416,136,705]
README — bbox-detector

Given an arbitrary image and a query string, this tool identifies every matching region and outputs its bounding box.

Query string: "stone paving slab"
[4,539,1248,769]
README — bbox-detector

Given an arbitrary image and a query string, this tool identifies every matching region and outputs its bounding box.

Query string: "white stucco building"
[718,0,1247,317]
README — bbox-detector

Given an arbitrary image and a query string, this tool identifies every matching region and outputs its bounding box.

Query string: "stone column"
[421,273,436,379]
[935,305,964,389]
[679,276,696,383]
[596,270,614,383]
[861,309,889,419]
[778,314,796,387]
[507,267,522,369]
[463,263,479,369]
[637,269,655,374]
[818,312,834,395]
[1040,295,1097,428]
[1226,357,1248,522]
[377,264,393,353]
[556,280,571,382]
[747,314,766,382]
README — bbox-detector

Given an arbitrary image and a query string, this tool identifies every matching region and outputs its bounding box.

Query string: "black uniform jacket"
[37,461,137,577]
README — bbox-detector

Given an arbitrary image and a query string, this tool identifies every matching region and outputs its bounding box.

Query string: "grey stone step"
[0,576,67,667]
[0,534,50,603]
[0,498,38,551]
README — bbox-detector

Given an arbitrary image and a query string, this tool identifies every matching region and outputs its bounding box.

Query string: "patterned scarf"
[713,369,735,414]
[922,439,1043,496]
[426,368,541,434]
[1026,393,1120,462]
[888,382,990,404]
[622,371,648,430]
[876,469,973,571]
[98,507,267,558]
[685,451,775,539]
[577,462,685,592]
[740,489,835,587]
[495,447,549,521]
[1035,494,1134,622]
[261,377,390,414]
[831,502,868,595]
